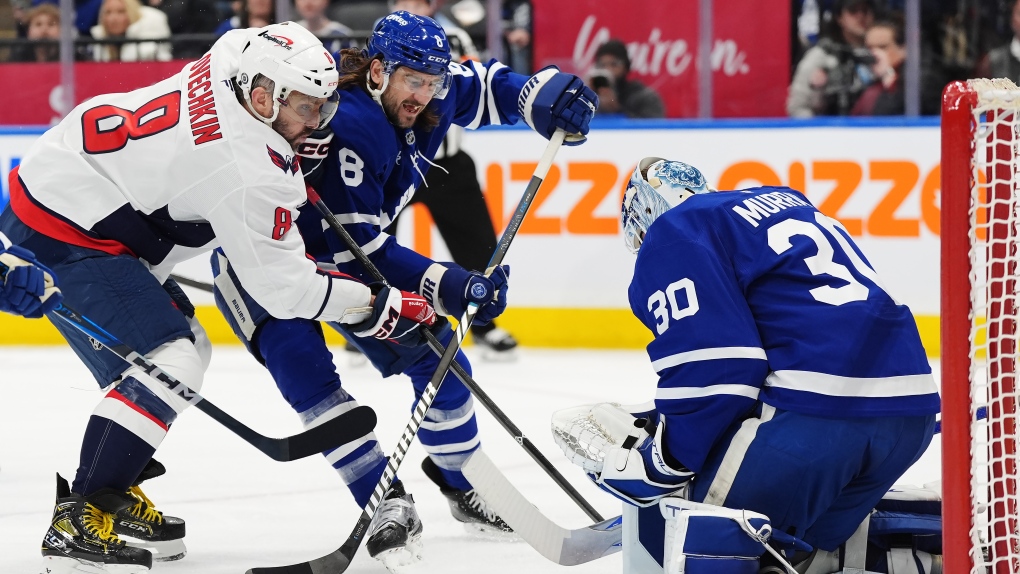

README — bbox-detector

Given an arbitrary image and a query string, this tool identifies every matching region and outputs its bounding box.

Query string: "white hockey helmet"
[236,22,340,128]
[621,157,712,254]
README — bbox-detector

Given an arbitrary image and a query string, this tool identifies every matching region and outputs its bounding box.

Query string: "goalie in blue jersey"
[553,157,939,572]
[211,10,597,570]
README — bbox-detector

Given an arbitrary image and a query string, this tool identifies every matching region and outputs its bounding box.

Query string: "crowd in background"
[2,0,1020,118]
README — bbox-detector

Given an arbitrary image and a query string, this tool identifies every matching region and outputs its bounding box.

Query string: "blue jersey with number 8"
[629,186,939,473]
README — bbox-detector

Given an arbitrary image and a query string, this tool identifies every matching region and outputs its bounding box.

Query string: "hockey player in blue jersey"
[554,157,938,571]
[211,10,597,569]
[0,231,62,317]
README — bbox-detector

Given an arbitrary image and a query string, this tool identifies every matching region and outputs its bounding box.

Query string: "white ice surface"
[0,346,942,573]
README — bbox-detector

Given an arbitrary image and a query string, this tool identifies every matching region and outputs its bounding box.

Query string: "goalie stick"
[245,130,567,574]
[462,450,623,565]
[48,302,377,461]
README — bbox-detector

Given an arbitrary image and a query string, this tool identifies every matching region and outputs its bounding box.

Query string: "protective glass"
[278,90,340,130]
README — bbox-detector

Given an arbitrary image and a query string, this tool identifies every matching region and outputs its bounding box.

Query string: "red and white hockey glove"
[351,285,438,346]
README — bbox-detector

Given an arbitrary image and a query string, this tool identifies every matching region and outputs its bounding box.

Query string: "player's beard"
[382,89,426,129]
[274,116,314,151]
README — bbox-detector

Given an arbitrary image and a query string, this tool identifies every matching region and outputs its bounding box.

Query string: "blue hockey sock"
[71,414,158,496]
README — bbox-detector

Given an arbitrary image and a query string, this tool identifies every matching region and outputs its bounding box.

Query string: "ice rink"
[0,345,943,574]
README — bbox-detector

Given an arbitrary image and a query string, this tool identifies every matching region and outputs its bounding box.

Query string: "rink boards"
[0,118,943,354]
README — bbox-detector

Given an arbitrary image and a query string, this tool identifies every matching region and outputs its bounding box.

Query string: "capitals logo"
[267,145,299,175]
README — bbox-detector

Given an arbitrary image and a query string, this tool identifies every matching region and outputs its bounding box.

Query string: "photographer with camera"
[851,19,906,115]
[588,39,665,118]
[788,0,877,117]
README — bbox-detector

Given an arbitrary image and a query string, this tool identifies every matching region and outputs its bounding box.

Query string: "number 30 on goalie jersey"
[629,186,933,439]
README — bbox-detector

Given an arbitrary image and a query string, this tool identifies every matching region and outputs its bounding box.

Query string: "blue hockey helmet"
[621,157,712,254]
[367,11,452,98]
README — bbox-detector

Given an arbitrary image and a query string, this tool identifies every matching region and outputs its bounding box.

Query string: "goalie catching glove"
[0,241,62,318]
[351,285,440,347]
[419,263,509,325]
[552,402,692,507]
[518,66,598,146]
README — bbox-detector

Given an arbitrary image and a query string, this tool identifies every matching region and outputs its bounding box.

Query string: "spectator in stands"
[977,0,1020,83]
[11,4,62,62]
[144,0,219,58]
[502,0,531,74]
[90,0,172,62]
[588,39,665,119]
[788,0,877,117]
[295,0,353,52]
[214,0,273,36]
[852,19,906,115]
[20,0,104,37]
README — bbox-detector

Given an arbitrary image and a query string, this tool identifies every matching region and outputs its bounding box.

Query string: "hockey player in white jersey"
[0,22,438,573]
[0,231,62,317]
[553,158,939,572]
[210,10,597,570]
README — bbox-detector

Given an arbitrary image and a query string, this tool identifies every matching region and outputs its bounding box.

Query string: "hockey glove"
[0,244,62,319]
[420,263,509,326]
[585,414,692,507]
[518,66,599,146]
[351,285,438,347]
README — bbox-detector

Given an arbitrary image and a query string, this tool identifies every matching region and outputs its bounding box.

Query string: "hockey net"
[942,78,1020,574]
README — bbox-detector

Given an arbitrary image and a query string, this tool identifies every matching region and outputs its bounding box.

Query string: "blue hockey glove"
[420,263,509,326]
[589,417,692,507]
[518,66,598,146]
[0,244,62,319]
[351,285,438,347]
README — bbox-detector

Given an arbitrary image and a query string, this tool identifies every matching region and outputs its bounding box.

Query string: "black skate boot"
[421,456,515,538]
[41,474,153,574]
[113,459,186,562]
[366,480,424,572]
[471,323,518,362]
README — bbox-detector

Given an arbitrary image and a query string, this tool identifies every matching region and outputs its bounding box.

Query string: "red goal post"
[942,78,1020,574]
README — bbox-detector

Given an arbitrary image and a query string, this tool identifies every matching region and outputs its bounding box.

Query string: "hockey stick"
[462,450,622,565]
[306,183,603,522]
[246,130,567,574]
[44,302,377,462]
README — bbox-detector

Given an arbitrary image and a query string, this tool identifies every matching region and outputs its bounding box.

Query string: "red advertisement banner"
[532,0,791,118]
[0,61,188,126]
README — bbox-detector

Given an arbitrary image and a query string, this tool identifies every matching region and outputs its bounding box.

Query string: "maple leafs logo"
[267,145,299,175]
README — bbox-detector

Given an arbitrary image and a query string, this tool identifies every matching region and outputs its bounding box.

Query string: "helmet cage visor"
[383,63,451,99]
[276,89,340,130]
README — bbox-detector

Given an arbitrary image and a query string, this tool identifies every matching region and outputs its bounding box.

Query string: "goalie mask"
[366,11,453,100]
[236,22,340,129]
[621,157,712,254]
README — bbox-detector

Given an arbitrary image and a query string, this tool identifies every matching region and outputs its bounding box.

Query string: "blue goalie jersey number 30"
[646,211,893,336]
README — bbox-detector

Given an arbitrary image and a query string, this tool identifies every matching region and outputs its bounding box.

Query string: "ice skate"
[421,457,516,539]
[470,324,518,362]
[41,474,152,574]
[113,460,186,562]
[343,340,368,368]
[366,480,424,572]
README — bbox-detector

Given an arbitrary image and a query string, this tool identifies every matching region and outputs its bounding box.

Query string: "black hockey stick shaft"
[305,169,604,521]
[246,130,567,574]
[45,303,376,461]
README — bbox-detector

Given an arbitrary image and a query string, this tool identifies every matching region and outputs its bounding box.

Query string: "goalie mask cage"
[943,78,1020,574]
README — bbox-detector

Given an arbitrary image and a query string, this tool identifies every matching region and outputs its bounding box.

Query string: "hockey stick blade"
[49,304,377,461]
[462,450,622,566]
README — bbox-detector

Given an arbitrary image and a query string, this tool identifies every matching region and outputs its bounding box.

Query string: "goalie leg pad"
[660,498,771,574]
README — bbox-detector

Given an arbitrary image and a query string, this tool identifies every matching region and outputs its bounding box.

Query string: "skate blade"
[123,537,186,562]
[373,535,424,573]
[461,522,520,541]
[479,347,518,363]
[41,555,150,574]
